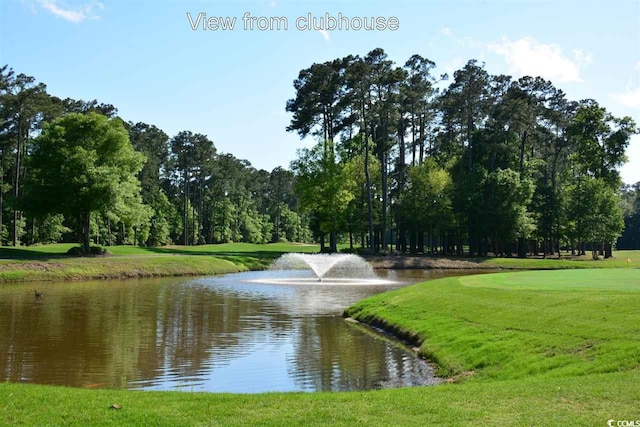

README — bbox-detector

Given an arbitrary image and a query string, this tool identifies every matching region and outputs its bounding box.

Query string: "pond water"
[0,269,492,393]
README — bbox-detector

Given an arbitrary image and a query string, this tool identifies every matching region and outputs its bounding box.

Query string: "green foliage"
[239,204,266,244]
[28,113,145,251]
[89,245,108,255]
[212,198,235,243]
[462,166,534,250]
[483,168,535,241]
[65,246,83,256]
[2,56,637,255]
[567,177,624,249]
[145,191,176,246]
[29,213,69,244]
[569,101,636,187]
[65,244,107,257]
[292,143,355,240]
[618,183,640,249]
[397,158,452,232]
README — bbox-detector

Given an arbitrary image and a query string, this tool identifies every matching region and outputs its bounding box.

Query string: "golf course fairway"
[1,268,638,426]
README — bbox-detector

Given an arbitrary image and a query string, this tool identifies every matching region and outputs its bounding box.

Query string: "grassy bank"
[1,269,638,425]
[0,242,321,259]
[0,255,265,282]
[1,369,638,426]
[369,249,640,270]
[0,243,321,282]
[346,269,640,379]
[480,250,639,269]
[0,243,637,283]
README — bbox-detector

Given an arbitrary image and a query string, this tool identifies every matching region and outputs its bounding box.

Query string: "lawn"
[0,243,637,284]
[479,250,639,269]
[1,269,638,426]
[0,243,323,282]
[0,242,322,258]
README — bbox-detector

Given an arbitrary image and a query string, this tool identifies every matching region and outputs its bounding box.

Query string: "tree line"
[0,65,312,252]
[286,49,639,257]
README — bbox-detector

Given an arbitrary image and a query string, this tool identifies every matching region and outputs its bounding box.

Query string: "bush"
[66,246,83,256]
[66,245,109,257]
[339,247,358,254]
[89,245,108,255]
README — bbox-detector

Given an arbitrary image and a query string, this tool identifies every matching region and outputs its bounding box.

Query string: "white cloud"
[488,36,590,83]
[573,48,593,66]
[610,60,640,110]
[620,135,640,185]
[441,27,452,36]
[612,86,640,109]
[317,29,330,42]
[37,0,102,23]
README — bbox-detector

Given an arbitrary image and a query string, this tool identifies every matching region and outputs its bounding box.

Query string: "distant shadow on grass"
[0,247,68,260]
[0,245,302,264]
[140,247,289,260]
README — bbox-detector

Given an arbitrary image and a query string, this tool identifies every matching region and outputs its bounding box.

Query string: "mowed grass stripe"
[459,269,640,291]
[345,269,640,380]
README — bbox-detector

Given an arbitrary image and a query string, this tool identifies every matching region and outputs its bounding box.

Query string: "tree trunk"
[519,130,528,173]
[192,196,197,245]
[183,173,189,246]
[381,150,388,251]
[517,237,526,258]
[362,105,374,252]
[329,231,337,253]
[419,114,425,164]
[81,211,91,254]
[107,217,112,246]
[411,113,416,166]
[409,230,417,254]
[13,122,22,247]
[0,157,4,245]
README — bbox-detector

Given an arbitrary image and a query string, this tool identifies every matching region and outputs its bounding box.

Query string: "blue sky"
[1,0,639,184]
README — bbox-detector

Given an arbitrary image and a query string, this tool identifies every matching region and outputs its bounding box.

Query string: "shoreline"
[0,255,271,283]
[365,255,497,270]
[0,249,637,283]
[0,265,637,424]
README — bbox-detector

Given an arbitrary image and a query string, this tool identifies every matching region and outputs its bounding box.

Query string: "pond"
[0,269,491,393]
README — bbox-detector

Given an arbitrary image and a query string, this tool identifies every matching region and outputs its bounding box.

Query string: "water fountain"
[252,253,395,286]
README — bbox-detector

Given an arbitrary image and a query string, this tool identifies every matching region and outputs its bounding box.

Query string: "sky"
[1,0,639,184]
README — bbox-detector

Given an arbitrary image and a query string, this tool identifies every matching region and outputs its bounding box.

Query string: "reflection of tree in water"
[145,283,293,386]
[0,276,432,391]
[0,279,292,389]
[288,317,427,391]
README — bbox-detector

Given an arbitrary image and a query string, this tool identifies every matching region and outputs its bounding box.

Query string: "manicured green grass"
[0,243,637,284]
[460,268,640,290]
[1,269,638,426]
[480,250,639,269]
[0,242,322,258]
[0,255,268,282]
[346,269,640,380]
[1,369,638,426]
[0,243,323,282]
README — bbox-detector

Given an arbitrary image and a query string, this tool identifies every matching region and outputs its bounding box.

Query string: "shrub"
[66,245,108,256]
[66,246,84,256]
[89,245,108,255]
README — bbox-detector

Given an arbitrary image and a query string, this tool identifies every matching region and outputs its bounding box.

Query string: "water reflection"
[0,269,489,392]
